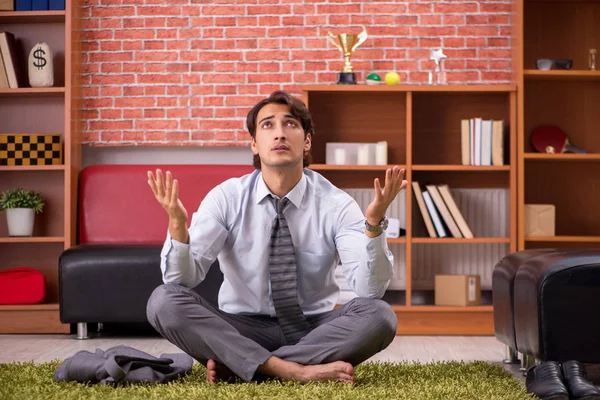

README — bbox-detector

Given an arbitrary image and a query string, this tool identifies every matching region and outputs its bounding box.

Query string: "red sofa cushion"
[79,164,255,245]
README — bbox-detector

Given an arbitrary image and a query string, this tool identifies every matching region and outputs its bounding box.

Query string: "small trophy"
[327,26,368,84]
[429,48,447,85]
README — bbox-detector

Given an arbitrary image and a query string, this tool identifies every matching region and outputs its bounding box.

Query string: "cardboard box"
[524,204,555,236]
[0,0,14,10]
[435,275,481,306]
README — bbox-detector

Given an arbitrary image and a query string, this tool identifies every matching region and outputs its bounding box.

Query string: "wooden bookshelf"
[0,1,82,333]
[303,85,517,335]
[517,0,600,251]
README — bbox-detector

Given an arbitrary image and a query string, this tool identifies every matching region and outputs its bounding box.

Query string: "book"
[437,184,474,239]
[472,117,482,165]
[492,120,505,166]
[461,119,470,166]
[481,119,492,166]
[426,184,463,238]
[412,181,437,238]
[0,49,9,88]
[422,191,447,238]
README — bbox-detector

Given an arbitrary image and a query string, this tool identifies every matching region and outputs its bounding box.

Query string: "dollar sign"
[33,47,47,70]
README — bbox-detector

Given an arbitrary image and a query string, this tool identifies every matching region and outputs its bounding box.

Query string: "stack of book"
[461,118,505,166]
[412,182,474,239]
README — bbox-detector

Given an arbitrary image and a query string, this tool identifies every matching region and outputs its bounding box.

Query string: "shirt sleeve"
[159,185,229,288]
[334,197,394,299]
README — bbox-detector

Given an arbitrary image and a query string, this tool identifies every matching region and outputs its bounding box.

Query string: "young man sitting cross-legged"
[146,90,408,384]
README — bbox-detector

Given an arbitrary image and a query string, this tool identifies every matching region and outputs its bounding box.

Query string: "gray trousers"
[146,283,397,382]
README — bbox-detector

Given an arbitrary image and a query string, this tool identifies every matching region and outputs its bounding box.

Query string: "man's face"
[251,102,311,169]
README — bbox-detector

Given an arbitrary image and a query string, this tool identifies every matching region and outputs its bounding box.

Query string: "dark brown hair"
[246,90,314,169]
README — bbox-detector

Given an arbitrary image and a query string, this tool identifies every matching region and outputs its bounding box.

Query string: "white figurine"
[430,49,447,85]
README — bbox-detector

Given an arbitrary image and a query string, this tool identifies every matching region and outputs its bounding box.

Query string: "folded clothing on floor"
[53,345,194,385]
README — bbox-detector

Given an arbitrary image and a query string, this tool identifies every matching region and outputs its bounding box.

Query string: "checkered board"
[0,134,63,166]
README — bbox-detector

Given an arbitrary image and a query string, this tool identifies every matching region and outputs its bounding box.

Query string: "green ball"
[366,73,382,85]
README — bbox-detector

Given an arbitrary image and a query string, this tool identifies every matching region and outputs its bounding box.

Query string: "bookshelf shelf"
[524,70,600,81]
[0,11,65,24]
[0,165,65,171]
[524,153,600,161]
[525,236,600,243]
[302,85,516,335]
[0,302,68,333]
[412,165,510,171]
[0,236,65,243]
[301,84,517,93]
[412,238,511,244]
[0,87,65,97]
[309,164,405,171]
[0,303,60,311]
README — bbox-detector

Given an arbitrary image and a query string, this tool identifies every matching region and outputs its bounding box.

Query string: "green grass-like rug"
[0,360,536,399]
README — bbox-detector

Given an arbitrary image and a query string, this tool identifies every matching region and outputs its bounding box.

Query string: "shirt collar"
[256,171,307,209]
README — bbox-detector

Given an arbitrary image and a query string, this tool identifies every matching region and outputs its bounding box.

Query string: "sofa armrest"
[59,245,223,324]
[491,249,556,350]
[514,249,600,358]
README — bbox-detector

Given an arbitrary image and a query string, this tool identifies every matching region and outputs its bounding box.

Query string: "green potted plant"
[0,188,45,237]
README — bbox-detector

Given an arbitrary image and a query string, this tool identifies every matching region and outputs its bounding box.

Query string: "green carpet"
[0,360,536,399]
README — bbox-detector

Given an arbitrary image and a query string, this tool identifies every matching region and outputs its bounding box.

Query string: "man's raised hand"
[365,166,408,225]
[147,169,188,224]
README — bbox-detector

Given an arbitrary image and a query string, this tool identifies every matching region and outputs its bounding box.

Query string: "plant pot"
[6,208,35,237]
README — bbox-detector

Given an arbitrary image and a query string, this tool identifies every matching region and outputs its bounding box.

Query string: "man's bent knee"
[146,283,183,329]
[350,297,397,345]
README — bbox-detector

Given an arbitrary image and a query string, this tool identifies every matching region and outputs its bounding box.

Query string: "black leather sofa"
[493,248,600,368]
[59,245,223,339]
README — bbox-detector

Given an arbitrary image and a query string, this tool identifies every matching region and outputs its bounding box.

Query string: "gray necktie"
[269,196,311,344]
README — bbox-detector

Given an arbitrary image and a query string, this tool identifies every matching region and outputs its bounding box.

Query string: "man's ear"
[250,136,259,155]
[304,133,312,152]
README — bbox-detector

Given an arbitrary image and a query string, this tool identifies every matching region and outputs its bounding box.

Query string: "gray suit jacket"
[54,345,193,385]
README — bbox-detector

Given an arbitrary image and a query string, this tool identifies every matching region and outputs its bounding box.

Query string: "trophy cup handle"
[327,32,342,51]
[351,26,368,51]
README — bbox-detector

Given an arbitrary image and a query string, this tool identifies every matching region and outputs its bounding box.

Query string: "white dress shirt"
[160,168,394,316]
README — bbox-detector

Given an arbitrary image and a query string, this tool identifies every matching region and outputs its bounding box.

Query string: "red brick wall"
[80,0,514,146]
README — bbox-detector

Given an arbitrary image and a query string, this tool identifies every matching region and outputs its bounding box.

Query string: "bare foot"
[257,356,355,384]
[206,359,236,383]
[296,361,354,384]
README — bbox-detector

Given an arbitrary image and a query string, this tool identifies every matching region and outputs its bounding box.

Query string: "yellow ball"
[385,72,400,86]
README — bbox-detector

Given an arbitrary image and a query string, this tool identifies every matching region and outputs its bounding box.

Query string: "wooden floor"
[0,333,524,381]
[0,334,506,364]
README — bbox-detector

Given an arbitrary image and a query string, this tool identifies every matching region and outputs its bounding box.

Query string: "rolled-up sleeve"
[334,198,394,299]
[160,186,229,288]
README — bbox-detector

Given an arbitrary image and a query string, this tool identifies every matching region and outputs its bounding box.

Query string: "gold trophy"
[327,26,368,84]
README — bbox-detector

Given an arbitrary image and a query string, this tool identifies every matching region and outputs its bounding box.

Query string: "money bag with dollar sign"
[28,42,54,87]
